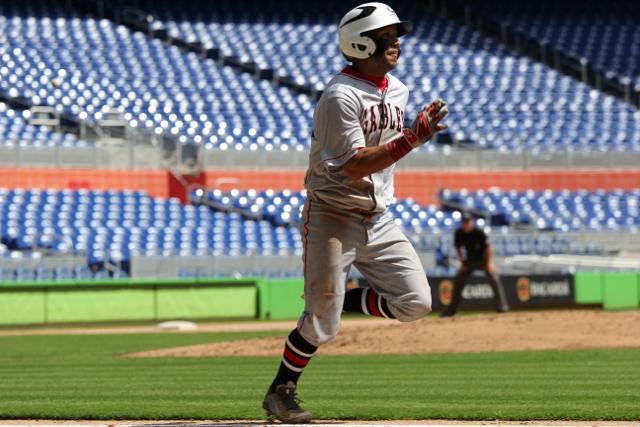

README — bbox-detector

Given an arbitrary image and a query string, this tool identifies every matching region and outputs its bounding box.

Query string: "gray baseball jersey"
[297,66,432,347]
[304,66,409,213]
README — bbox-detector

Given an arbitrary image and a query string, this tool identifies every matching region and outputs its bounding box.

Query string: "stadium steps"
[0,89,97,145]
[188,187,294,227]
[426,0,640,109]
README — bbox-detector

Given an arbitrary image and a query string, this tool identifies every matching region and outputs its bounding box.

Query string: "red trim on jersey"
[367,288,383,317]
[340,66,389,92]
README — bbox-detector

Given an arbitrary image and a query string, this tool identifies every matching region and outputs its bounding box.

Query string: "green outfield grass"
[0,331,639,421]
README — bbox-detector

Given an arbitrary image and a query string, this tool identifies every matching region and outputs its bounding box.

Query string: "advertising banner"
[428,274,574,311]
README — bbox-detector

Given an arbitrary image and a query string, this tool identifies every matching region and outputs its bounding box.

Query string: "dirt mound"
[130,310,640,358]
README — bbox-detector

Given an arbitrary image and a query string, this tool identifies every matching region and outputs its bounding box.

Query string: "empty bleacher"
[452,0,640,88]
[4,186,632,280]
[117,0,640,153]
[0,103,88,149]
[0,0,313,156]
[0,0,637,162]
[440,188,640,231]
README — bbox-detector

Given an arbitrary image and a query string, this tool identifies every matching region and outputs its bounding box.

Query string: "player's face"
[371,25,400,70]
[462,219,474,232]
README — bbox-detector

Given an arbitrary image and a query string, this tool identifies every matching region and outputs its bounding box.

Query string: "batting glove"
[385,98,449,162]
[406,98,449,147]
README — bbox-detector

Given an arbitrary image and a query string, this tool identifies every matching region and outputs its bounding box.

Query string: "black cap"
[461,212,473,221]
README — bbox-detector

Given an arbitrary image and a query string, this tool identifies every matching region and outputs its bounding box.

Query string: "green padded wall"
[574,272,603,304]
[0,289,46,325]
[602,273,639,310]
[258,278,305,320]
[156,285,256,319]
[46,287,155,323]
[0,279,258,325]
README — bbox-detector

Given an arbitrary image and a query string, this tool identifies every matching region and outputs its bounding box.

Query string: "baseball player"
[440,213,510,317]
[262,2,449,422]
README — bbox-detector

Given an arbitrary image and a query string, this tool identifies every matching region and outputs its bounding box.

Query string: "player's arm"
[342,99,449,180]
[342,144,399,180]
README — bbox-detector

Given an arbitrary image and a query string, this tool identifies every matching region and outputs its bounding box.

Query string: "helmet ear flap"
[348,35,377,58]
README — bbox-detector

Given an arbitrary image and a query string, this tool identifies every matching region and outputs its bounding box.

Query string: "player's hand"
[385,99,449,162]
[406,98,449,147]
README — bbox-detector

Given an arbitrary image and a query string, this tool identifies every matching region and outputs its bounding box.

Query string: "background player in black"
[440,213,510,317]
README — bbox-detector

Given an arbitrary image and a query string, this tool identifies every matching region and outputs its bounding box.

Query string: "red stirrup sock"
[343,287,396,318]
[270,328,317,390]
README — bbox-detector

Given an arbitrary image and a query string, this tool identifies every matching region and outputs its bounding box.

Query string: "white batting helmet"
[338,2,412,60]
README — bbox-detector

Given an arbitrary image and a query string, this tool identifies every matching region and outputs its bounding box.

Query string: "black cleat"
[262,381,312,423]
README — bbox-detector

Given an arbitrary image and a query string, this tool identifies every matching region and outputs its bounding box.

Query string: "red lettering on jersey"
[388,102,396,130]
[369,106,378,132]
[361,108,369,134]
[363,103,405,135]
[379,103,388,129]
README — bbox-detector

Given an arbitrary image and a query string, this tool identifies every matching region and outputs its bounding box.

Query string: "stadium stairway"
[0,101,93,150]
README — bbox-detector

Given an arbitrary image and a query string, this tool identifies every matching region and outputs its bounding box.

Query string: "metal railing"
[503,254,640,274]
[199,145,640,170]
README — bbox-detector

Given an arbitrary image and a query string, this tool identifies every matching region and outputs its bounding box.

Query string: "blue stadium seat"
[455,0,640,88]
[3,185,617,281]
[0,0,637,153]
[119,0,640,152]
[194,188,467,234]
[440,188,640,232]
[0,103,90,148]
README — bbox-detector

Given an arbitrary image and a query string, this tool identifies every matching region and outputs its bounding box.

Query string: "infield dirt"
[129,310,640,357]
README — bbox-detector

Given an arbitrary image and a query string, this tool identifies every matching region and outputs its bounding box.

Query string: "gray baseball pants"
[296,197,432,347]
